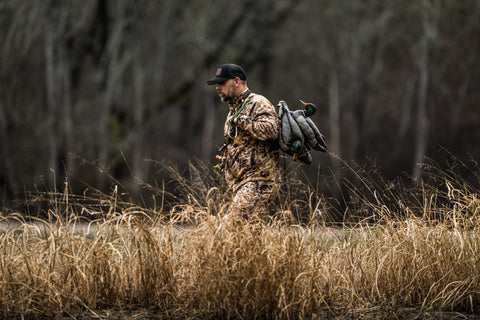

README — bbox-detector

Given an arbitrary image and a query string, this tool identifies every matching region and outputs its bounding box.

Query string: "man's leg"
[231,181,278,218]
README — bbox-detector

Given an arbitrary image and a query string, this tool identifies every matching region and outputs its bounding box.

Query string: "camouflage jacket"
[223,89,281,192]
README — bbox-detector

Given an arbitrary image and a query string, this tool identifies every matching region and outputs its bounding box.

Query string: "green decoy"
[300,100,317,117]
[290,139,302,160]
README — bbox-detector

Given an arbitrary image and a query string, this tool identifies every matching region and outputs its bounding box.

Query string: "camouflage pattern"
[223,89,281,216]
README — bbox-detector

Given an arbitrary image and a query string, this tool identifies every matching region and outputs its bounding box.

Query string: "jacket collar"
[229,88,251,109]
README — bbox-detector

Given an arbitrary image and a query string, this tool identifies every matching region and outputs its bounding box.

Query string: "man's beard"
[218,83,236,103]
[220,94,232,103]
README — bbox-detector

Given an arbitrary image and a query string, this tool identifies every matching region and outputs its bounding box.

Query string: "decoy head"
[291,139,302,153]
[300,100,317,117]
[291,139,303,160]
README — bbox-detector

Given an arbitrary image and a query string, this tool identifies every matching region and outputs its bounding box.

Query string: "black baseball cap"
[207,64,247,85]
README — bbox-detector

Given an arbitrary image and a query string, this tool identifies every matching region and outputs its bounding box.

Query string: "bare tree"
[44,1,64,188]
[95,0,132,189]
[412,0,442,182]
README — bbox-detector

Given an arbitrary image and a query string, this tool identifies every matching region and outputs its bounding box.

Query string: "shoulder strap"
[228,97,253,128]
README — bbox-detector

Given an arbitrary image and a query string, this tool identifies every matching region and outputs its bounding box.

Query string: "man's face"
[216,78,237,103]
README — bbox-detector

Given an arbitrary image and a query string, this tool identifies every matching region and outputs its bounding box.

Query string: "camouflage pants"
[230,180,279,217]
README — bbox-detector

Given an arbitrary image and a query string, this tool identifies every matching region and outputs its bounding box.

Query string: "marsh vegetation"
[1,156,480,319]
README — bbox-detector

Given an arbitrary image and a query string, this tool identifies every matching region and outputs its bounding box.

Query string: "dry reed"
[1,156,480,319]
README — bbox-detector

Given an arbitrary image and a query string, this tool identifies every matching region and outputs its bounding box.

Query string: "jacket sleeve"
[237,99,279,141]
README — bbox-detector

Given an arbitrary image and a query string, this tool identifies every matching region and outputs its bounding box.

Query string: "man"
[207,63,281,217]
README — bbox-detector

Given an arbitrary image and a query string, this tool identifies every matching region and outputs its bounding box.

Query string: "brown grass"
[1,157,480,319]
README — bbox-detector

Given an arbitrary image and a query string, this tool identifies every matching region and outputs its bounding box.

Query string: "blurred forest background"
[1,0,480,207]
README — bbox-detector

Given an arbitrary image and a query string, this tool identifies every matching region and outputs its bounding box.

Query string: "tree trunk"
[97,1,128,190]
[44,21,59,189]
[132,55,146,183]
[61,44,74,177]
[328,66,342,176]
[396,75,417,142]
[412,0,441,182]
[345,1,362,161]
[201,88,216,161]
[412,52,430,182]
[0,101,16,194]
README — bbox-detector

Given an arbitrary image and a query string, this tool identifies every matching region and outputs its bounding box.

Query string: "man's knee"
[231,181,278,216]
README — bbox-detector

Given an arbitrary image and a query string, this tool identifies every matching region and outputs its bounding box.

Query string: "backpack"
[276,100,327,164]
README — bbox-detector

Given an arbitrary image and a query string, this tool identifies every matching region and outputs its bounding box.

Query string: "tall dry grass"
[1,156,480,318]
